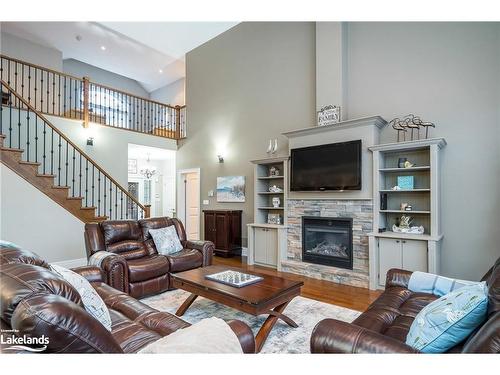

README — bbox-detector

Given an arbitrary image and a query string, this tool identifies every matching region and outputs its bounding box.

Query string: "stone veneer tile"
[285,199,373,288]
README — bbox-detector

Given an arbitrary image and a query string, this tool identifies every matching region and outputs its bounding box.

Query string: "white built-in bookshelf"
[368,138,446,290]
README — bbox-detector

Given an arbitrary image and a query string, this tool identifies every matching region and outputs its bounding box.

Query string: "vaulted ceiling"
[1,22,238,92]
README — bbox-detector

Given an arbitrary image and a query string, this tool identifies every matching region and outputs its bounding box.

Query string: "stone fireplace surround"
[282,199,372,288]
[280,116,386,288]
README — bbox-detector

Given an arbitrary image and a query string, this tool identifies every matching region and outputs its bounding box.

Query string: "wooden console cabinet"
[203,210,242,257]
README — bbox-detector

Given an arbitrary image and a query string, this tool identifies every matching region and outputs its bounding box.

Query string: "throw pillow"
[149,225,183,255]
[50,264,112,331]
[408,271,478,297]
[406,281,489,353]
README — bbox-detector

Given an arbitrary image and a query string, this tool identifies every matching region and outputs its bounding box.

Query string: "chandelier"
[140,154,156,180]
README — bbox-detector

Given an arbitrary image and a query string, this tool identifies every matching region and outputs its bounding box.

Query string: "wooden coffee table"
[171,265,303,353]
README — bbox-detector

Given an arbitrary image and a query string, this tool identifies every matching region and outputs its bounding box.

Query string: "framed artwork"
[128,159,137,174]
[217,176,245,202]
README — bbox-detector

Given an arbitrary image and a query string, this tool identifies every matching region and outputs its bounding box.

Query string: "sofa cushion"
[167,249,203,273]
[406,282,489,353]
[353,287,438,336]
[127,255,170,282]
[102,220,142,245]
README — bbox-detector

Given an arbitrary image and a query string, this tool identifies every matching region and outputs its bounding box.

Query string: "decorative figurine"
[272,197,281,208]
[392,214,424,234]
[269,166,280,176]
[269,185,283,193]
[389,114,436,142]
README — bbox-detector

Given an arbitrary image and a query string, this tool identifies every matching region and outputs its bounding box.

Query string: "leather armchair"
[0,244,255,353]
[85,217,214,299]
[311,258,500,354]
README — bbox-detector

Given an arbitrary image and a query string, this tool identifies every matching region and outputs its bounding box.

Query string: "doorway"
[177,168,201,240]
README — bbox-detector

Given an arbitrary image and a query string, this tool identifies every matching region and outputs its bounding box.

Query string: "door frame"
[177,168,201,238]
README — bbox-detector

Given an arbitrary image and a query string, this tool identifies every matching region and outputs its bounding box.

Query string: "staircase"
[1,79,150,223]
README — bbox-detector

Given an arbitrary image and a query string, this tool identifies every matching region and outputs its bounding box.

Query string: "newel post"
[174,105,181,139]
[144,205,151,218]
[83,76,90,128]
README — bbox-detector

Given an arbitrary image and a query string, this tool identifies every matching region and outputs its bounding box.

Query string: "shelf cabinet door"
[402,240,428,272]
[215,213,229,250]
[204,212,216,243]
[378,238,403,287]
[254,228,268,264]
[265,228,278,266]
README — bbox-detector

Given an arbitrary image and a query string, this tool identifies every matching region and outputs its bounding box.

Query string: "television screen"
[290,140,362,191]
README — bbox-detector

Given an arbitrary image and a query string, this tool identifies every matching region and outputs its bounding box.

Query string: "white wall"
[150,78,185,106]
[63,59,150,98]
[0,165,85,263]
[346,22,500,280]
[0,31,63,71]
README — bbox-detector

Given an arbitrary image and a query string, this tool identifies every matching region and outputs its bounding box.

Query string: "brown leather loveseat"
[84,217,213,298]
[310,258,500,353]
[0,243,255,353]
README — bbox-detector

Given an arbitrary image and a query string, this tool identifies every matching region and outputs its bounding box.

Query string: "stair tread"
[67,196,84,200]
[36,174,56,178]
[1,147,24,153]
[20,161,41,166]
[81,206,98,210]
[51,185,70,189]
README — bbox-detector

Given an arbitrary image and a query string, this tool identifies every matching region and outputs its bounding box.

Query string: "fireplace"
[302,216,353,269]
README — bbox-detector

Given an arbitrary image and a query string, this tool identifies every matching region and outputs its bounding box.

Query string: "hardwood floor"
[213,256,381,312]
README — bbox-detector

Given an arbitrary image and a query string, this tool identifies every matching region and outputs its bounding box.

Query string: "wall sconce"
[86,137,94,146]
[217,154,224,163]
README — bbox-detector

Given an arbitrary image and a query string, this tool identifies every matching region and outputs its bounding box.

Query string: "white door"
[266,228,278,266]
[184,172,200,240]
[402,240,428,272]
[254,228,268,264]
[378,238,403,287]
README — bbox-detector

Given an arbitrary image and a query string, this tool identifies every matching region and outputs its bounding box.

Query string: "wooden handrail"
[1,78,148,214]
[0,54,84,81]
[1,54,186,140]
[89,81,178,110]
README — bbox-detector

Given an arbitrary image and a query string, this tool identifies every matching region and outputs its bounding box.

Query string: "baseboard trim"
[52,257,87,268]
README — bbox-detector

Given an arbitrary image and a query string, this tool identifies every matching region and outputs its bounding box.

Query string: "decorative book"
[205,270,263,288]
[397,175,414,190]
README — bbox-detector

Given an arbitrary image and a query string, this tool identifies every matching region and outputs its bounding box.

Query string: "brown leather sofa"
[311,258,500,353]
[84,217,214,299]
[0,244,255,353]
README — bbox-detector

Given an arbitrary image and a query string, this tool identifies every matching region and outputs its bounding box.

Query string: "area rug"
[142,290,361,353]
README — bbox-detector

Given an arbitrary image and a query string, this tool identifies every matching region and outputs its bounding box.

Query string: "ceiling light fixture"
[100,46,106,51]
[159,69,163,74]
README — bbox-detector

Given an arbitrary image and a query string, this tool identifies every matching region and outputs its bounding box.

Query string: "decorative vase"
[272,197,281,208]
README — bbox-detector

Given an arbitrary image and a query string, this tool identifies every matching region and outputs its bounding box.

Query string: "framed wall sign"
[317,105,341,127]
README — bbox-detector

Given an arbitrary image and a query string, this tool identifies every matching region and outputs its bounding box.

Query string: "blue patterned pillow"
[406,282,488,353]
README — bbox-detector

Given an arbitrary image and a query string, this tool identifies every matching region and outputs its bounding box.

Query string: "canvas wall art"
[217,176,245,202]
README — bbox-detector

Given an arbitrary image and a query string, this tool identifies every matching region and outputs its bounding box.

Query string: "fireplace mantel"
[282,116,387,139]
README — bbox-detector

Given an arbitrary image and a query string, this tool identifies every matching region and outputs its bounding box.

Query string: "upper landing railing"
[0,54,186,140]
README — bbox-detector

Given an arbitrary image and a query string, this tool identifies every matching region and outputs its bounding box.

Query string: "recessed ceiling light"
[100,46,106,51]
[159,69,163,74]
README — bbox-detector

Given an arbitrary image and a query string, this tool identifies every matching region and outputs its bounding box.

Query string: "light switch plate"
[208,190,214,197]
[203,200,210,205]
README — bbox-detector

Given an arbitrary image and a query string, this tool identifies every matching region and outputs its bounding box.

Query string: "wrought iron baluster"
[65,142,68,187]
[26,108,30,162]
[79,153,82,198]
[46,70,50,114]
[57,134,62,186]
[103,176,107,216]
[92,164,95,207]
[50,128,54,175]
[63,76,67,116]
[42,121,46,173]
[109,183,112,219]
[68,79,72,117]
[98,170,101,216]
[74,79,77,117]
[120,191,124,220]
[85,159,89,207]
[52,72,56,115]
[58,75,61,116]
[8,91,12,148]
[72,148,76,197]
[115,184,118,220]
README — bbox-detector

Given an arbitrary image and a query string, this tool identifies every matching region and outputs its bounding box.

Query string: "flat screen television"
[290,140,362,191]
